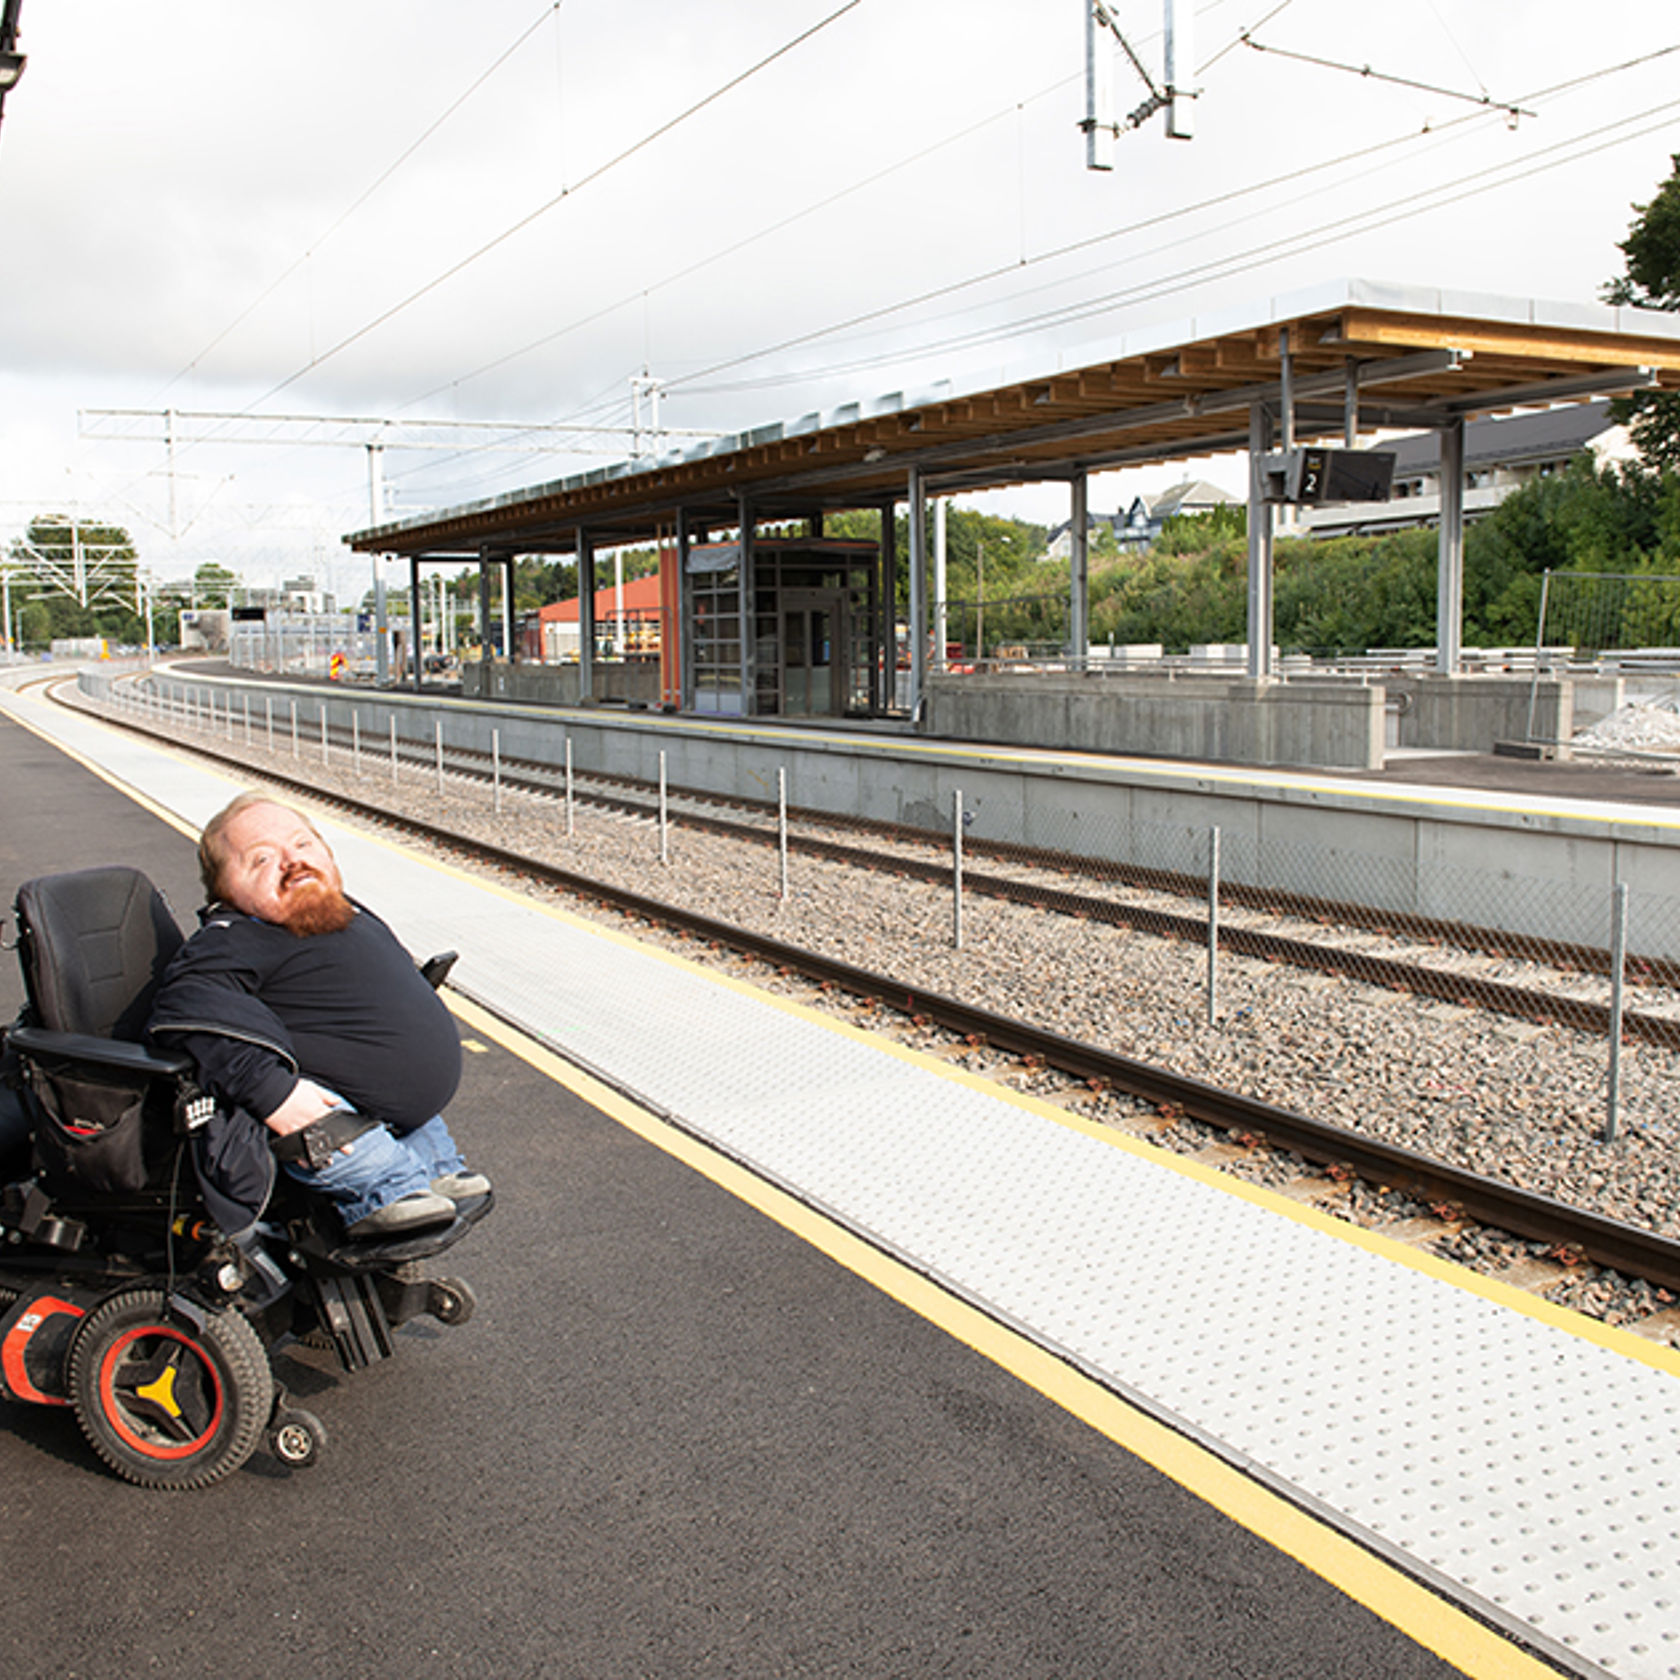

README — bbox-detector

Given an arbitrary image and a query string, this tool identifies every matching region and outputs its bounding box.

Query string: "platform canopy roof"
[345,279,1680,560]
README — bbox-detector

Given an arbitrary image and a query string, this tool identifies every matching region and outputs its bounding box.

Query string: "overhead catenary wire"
[414,36,1680,450]
[676,94,1680,403]
[665,81,1680,401]
[392,4,1313,422]
[176,17,1680,440]
[114,3,866,524]
[240,0,867,416]
[82,17,1680,553]
[1237,29,1535,123]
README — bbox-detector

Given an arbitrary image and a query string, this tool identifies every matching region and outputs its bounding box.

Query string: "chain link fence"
[229,615,381,679]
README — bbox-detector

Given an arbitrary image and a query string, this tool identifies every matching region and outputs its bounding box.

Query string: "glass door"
[781,592,843,716]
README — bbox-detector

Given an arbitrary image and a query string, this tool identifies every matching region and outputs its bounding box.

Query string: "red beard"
[275,874,356,937]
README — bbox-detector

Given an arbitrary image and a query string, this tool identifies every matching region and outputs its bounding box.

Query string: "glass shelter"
[687,536,878,719]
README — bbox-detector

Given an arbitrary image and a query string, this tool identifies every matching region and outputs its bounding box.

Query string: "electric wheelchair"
[0,865,491,1490]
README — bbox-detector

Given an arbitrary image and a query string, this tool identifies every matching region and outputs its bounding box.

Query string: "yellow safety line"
[447,989,1564,1680]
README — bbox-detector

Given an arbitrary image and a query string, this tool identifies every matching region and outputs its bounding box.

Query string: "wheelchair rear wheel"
[67,1288,274,1491]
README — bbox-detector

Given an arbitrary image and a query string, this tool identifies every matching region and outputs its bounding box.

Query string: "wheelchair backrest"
[14,867,185,1042]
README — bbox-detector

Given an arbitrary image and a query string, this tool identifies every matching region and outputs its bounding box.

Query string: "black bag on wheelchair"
[3,867,188,1196]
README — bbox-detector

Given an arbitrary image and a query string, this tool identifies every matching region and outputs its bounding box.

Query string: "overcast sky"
[2,0,1678,595]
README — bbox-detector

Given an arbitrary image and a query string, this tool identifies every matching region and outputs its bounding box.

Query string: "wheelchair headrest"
[14,866,185,1041]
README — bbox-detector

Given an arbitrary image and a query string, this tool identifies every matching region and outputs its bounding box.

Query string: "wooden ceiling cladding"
[347,297,1680,559]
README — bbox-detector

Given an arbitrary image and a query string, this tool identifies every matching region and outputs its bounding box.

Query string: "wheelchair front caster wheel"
[270,1407,327,1469]
[427,1277,477,1326]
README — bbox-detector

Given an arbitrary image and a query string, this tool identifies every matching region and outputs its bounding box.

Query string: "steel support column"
[907,468,928,721]
[1246,400,1275,681]
[737,496,756,717]
[1437,416,1465,676]
[409,556,423,694]
[477,551,493,663]
[878,501,897,712]
[1069,471,1090,662]
[577,529,596,702]
[368,444,390,687]
[676,508,696,712]
[500,557,515,670]
[932,496,948,673]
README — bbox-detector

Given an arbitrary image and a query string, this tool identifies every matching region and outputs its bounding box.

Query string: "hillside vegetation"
[933,458,1680,657]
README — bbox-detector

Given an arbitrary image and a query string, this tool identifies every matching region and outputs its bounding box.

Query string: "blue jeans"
[281,1110,466,1228]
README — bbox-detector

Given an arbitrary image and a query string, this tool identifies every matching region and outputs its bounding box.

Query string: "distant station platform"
[173,654,1680,816]
[4,678,1678,1680]
[114,656,1680,972]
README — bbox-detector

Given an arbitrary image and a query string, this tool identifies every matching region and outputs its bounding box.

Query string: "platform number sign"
[1281,447,1396,505]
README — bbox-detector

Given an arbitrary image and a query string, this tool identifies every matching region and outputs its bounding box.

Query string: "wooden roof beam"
[1327,308,1680,372]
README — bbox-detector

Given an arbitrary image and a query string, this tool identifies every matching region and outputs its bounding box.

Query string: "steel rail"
[446,734,1680,989]
[397,734,1680,1047]
[68,684,1680,1296]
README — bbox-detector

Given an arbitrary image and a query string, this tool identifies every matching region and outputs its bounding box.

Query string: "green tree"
[1603,152,1680,470]
[192,561,240,608]
[1277,530,1438,655]
[5,516,148,646]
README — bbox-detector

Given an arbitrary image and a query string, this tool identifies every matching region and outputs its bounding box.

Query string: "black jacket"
[148,900,462,1234]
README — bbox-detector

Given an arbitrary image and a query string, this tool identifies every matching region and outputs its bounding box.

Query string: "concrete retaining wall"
[1388,674,1571,750]
[925,672,1386,771]
[462,660,660,708]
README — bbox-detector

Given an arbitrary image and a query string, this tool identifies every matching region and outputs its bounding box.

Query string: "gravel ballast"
[75,687,1680,1332]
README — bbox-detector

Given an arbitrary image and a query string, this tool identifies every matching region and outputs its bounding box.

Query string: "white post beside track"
[658,751,669,865]
[953,787,965,951]
[778,766,789,901]
[1604,881,1629,1142]
[1207,826,1222,1028]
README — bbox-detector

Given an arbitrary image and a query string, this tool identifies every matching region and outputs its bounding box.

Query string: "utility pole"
[368,443,390,686]
[0,0,26,140]
[1083,0,1196,167]
[1084,0,1115,170]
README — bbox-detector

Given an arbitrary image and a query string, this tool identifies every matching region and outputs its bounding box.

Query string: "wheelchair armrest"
[7,1025,195,1081]
[420,951,458,990]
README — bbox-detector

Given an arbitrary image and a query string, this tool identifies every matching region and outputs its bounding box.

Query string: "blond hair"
[197,792,320,901]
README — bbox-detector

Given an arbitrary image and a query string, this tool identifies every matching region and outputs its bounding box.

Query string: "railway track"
[56,674,1680,1309]
[109,674,1680,1045]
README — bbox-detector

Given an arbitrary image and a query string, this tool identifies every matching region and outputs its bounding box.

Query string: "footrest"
[306,1189,495,1271]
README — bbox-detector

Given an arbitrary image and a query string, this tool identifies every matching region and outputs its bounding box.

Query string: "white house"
[1041,478,1238,559]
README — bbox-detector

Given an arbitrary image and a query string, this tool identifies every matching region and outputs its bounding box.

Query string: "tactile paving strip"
[384,871,1680,1680]
[16,688,1680,1680]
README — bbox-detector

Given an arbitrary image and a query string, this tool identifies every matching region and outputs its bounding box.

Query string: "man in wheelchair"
[148,793,490,1241]
[0,793,491,1489]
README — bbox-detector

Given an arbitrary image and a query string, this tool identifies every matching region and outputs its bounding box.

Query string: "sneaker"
[346,1191,456,1239]
[431,1170,492,1201]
